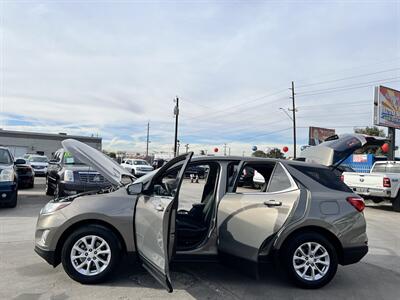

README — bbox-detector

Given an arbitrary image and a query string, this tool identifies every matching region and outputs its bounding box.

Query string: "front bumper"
[34,245,57,266]
[341,245,368,265]
[0,181,17,203]
[32,168,47,175]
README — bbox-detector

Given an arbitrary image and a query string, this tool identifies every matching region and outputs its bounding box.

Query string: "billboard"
[374,86,400,129]
[308,127,335,146]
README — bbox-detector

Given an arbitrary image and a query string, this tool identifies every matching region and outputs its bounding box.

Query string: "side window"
[266,163,293,192]
[235,163,276,193]
[178,163,215,211]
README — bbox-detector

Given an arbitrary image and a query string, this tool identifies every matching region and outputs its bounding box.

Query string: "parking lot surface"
[0,178,399,300]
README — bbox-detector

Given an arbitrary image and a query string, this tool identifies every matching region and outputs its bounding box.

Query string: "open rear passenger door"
[134,152,193,292]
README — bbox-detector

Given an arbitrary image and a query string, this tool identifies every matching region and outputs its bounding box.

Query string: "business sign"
[352,154,368,163]
[308,127,336,146]
[374,86,400,129]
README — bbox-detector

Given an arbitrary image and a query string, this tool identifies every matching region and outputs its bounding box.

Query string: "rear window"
[372,163,400,173]
[291,165,352,192]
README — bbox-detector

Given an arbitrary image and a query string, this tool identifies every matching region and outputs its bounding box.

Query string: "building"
[0,129,102,159]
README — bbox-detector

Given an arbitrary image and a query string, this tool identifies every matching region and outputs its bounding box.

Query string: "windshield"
[63,152,85,165]
[29,156,48,163]
[372,163,400,174]
[0,149,12,164]
[133,160,148,165]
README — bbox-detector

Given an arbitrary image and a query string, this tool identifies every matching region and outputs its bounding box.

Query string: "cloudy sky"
[1,0,399,156]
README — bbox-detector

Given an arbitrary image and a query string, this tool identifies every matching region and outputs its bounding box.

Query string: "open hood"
[61,139,134,186]
[299,134,387,167]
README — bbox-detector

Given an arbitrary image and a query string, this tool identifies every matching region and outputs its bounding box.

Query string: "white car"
[253,170,265,189]
[120,158,154,177]
[28,155,49,176]
[343,160,400,212]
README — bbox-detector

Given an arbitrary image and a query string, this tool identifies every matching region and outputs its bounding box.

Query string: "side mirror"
[127,182,143,195]
[14,159,26,165]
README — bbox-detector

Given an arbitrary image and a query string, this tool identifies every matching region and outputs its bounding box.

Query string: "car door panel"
[134,153,193,292]
[218,189,300,262]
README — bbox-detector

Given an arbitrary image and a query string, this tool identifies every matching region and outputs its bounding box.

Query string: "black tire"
[54,183,64,198]
[45,177,54,196]
[393,195,400,212]
[281,232,338,289]
[61,225,121,284]
[131,169,136,176]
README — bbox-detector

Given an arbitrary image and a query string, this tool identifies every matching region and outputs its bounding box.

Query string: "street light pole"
[173,97,179,157]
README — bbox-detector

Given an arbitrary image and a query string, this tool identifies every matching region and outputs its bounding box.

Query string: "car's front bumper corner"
[34,245,58,267]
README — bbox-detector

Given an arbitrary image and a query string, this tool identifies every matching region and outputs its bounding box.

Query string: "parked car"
[120,158,154,177]
[184,165,208,179]
[342,161,400,211]
[15,158,34,188]
[252,169,264,188]
[45,148,118,198]
[36,139,368,291]
[28,155,49,176]
[0,147,18,208]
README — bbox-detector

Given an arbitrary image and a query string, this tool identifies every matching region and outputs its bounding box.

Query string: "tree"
[252,150,268,158]
[252,148,285,159]
[266,148,285,159]
[354,126,385,137]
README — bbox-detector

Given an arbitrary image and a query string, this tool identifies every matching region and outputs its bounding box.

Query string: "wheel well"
[53,219,127,267]
[278,226,344,264]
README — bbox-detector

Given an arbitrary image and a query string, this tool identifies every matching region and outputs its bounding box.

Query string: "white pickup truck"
[342,161,400,212]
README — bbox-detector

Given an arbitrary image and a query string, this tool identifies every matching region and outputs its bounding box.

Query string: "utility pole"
[173,97,179,157]
[290,81,297,158]
[185,144,189,153]
[145,122,150,158]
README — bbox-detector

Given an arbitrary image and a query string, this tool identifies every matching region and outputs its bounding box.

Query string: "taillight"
[340,175,344,182]
[383,177,391,187]
[347,196,365,212]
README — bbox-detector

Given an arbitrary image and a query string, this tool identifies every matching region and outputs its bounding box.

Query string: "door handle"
[264,200,282,207]
[155,204,165,212]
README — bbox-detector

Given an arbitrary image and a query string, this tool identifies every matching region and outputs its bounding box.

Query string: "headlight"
[64,170,74,182]
[40,201,71,214]
[0,168,14,182]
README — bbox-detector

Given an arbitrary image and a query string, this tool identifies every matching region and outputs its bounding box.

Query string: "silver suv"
[35,135,378,291]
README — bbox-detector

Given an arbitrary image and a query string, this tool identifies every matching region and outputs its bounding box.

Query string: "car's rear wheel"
[392,194,400,212]
[61,225,121,284]
[281,232,338,289]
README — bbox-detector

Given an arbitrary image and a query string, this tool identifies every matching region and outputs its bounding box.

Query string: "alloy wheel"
[292,242,330,281]
[70,235,111,276]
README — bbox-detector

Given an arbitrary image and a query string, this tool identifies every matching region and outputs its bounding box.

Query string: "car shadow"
[99,257,400,299]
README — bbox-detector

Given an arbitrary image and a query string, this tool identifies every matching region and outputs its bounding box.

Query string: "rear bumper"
[350,186,391,198]
[34,245,57,266]
[341,245,368,265]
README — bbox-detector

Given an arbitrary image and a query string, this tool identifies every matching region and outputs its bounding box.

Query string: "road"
[0,177,399,299]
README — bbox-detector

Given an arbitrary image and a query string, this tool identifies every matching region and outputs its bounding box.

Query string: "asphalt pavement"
[0,177,399,300]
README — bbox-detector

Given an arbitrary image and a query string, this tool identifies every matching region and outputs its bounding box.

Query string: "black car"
[46,148,112,198]
[184,165,208,179]
[15,158,34,188]
[0,147,18,208]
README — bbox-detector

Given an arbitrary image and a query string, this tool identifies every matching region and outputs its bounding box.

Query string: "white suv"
[120,159,154,177]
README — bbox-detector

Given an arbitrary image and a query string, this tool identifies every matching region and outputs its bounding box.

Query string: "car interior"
[229,162,277,192]
[152,161,220,250]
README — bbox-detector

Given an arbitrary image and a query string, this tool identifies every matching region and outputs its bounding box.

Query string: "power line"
[296,68,400,88]
[297,77,400,97]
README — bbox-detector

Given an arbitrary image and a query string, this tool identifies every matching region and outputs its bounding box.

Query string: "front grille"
[32,165,45,169]
[78,172,106,184]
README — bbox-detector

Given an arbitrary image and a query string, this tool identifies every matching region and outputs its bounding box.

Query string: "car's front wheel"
[61,225,121,284]
[45,177,54,196]
[281,232,338,289]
